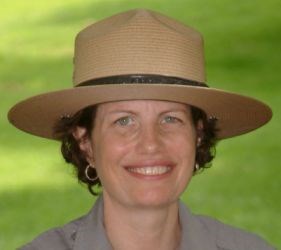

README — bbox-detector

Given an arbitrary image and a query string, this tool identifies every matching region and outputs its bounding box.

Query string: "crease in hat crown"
[73,9,206,86]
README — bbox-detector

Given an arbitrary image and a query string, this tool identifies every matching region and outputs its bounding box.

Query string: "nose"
[135,123,164,155]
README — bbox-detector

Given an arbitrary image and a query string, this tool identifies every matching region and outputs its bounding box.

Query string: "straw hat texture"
[8,9,272,139]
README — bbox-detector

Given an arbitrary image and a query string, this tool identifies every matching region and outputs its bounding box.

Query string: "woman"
[9,9,275,250]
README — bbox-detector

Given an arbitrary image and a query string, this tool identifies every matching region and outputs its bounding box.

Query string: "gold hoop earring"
[85,164,99,182]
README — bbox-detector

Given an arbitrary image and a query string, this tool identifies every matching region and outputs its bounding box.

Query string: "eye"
[115,116,134,126]
[162,115,181,124]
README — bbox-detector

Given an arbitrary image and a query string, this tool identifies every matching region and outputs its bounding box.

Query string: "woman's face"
[84,100,197,209]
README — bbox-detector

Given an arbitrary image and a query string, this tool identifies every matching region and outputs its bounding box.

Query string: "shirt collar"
[178,201,217,250]
[73,196,112,250]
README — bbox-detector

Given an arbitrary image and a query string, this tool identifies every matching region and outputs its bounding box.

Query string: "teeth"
[127,166,171,175]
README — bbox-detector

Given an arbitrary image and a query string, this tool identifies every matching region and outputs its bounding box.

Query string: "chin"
[130,188,180,209]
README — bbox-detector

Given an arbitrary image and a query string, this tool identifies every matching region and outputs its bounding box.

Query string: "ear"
[72,126,94,163]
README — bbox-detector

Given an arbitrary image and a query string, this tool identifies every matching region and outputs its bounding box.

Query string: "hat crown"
[73,9,206,85]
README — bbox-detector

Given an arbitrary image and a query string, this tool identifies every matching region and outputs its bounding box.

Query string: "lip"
[124,161,175,180]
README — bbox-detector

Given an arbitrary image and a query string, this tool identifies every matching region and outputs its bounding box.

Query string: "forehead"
[96,100,191,113]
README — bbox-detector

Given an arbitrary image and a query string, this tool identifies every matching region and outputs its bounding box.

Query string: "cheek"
[92,133,131,172]
[167,130,196,157]
[168,137,196,196]
[168,133,196,177]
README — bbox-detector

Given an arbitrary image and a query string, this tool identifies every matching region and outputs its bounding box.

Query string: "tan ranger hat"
[8,9,272,139]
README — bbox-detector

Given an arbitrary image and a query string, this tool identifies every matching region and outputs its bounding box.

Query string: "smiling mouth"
[126,166,172,176]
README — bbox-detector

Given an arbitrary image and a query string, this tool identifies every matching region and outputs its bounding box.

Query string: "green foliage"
[1,0,280,249]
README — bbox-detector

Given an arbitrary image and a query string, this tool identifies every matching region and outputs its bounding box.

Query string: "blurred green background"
[1,0,280,249]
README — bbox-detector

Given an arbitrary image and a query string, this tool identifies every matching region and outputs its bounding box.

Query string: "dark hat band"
[77,75,209,88]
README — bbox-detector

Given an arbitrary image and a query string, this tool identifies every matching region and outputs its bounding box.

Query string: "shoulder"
[195,214,275,250]
[18,196,109,250]
[179,201,275,250]
[18,216,84,250]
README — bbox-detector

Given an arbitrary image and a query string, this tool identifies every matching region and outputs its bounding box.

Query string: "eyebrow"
[106,110,137,115]
[159,109,191,118]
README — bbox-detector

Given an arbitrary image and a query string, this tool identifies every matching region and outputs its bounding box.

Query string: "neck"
[103,194,181,250]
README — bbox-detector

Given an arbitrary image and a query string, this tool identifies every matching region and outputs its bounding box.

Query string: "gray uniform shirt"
[20,196,275,250]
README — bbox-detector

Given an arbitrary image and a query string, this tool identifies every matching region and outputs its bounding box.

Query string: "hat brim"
[8,84,272,140]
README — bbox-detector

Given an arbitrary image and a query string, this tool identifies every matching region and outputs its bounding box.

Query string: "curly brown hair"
[54,104,218,196]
